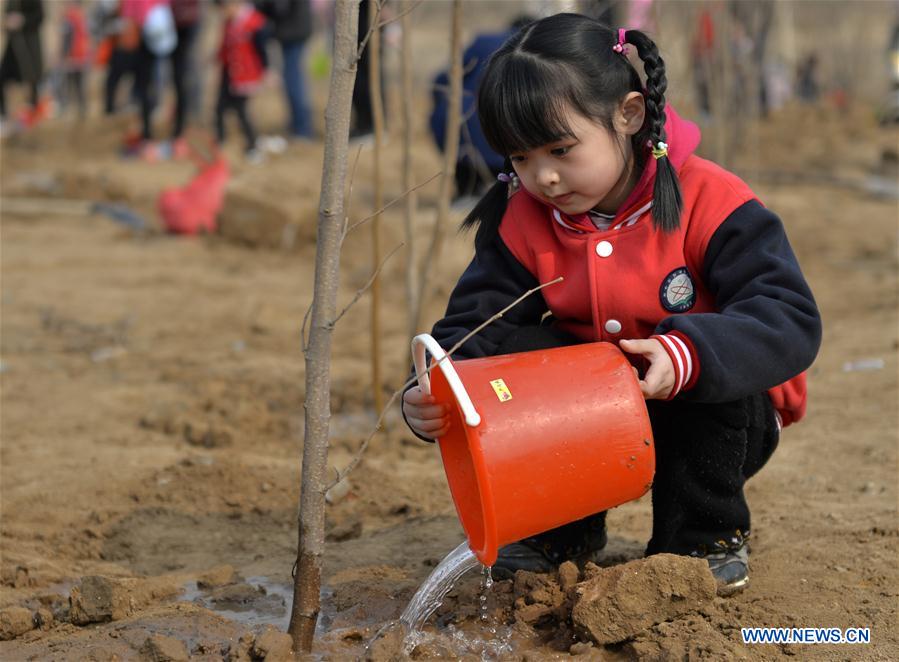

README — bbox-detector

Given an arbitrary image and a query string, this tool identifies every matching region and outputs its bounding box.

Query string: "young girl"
[403,14,821,594]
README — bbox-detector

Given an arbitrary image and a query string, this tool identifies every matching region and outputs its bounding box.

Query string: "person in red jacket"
[213,0,268,162]
[402,14,821,594]
[58,0,91,119]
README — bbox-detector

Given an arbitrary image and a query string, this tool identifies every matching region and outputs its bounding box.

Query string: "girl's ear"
[614,92,646,136]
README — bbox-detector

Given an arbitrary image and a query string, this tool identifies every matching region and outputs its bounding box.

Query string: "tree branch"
[357,0,425,59]
[301,302,313,355]
[341,145,365,238]
[331,242,404,327]
[345,171,442,234]
[355,0,385,64]
[377,0,423,30]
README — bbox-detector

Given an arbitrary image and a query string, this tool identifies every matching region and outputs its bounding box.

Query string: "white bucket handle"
[411,333,481,427]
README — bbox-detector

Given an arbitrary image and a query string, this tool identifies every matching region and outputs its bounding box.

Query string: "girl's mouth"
[551,192,575,205]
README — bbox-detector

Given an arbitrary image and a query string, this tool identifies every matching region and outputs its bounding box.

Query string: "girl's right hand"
[403,386,450,440]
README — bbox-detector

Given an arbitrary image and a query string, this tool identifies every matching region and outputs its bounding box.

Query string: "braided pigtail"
[624,29,683,232]
[460,159,514,250]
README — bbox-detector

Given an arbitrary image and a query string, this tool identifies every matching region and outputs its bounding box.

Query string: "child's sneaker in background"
[257,135,287,155]
[244,148,265,165]
[171,137,191,160]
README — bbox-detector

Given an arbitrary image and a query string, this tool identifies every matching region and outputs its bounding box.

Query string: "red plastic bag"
[158,146,230,235]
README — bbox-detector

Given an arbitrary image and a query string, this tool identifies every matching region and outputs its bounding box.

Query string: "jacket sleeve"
[655,199,822,402]
[402,234,547,441]
[429,233,548,359]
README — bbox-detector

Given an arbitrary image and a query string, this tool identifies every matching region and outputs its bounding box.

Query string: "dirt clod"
[571,554,717,644]
[227,632,256,662]
[140,634,190,662]
[0,606,35,640]
[197,564,238,589]
[251,626,294,660]
[558,561,580,592]
[34,607,54,630]
[363,621,405,662]
[69,576,179,625]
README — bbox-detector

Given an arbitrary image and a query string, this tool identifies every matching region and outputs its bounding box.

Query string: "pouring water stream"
[399,540,481,633]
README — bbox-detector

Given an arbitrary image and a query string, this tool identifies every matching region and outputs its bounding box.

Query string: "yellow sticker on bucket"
[490,379,513,402]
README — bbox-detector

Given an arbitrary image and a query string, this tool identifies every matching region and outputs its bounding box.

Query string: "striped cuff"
[652,331,700,399]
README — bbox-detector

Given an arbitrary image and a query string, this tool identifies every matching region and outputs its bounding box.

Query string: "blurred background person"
[256,0,314,140]
[0,0,44,129]
[93,0,140,116]
[796,53,820,104]
[880,14,899,124]
[350,0,382,141]
[56,0,91,120]
[169,0,202,154]
[121,0,176,150]
[429,16,533,203]
[690,7,715,118]
[213,0,269,163]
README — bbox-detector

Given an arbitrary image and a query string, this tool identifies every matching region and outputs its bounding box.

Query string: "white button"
[596,241,613,257]
[605,319,622,334]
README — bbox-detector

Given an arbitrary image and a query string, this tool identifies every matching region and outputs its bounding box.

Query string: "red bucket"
[412,334,655,566]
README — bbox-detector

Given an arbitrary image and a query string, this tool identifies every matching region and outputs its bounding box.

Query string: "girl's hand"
[403,386,450,440]
[619,338,675,400]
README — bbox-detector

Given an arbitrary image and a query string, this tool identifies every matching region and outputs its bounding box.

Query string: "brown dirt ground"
[1,32,898,662]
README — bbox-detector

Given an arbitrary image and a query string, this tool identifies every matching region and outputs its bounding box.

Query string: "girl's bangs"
[479,58,577,156]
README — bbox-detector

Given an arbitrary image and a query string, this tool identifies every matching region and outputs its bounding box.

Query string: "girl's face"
[509,96,645,216]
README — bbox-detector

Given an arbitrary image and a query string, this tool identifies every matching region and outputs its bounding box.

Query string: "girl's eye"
[551,146,571,157]
[509,155,526,163]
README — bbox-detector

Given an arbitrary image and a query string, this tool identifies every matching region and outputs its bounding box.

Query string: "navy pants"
[215,73,256,152]
[495,326,780,558]
[280,40,313,138]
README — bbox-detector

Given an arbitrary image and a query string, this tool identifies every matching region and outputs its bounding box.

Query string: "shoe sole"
[716,576,749,597]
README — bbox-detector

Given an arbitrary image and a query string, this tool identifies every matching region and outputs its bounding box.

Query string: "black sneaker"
[493,516,608,580]
[693,531,750,595]
[492,540,557,580]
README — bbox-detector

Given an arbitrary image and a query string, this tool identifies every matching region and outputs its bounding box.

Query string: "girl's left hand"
[619,338,675,400]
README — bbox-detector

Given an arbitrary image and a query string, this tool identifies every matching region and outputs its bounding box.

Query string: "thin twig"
[329,275,564,487]
[355,1,384,65]
[331,242,404,327]
[346,171,442,234]
[341,145,365,239]
[378,0,423,30]
[441,276,563,360]
[357,0,424,59]
[301,303,313,354]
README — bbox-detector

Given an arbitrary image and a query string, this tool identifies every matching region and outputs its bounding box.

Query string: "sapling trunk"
[287,0,361,652]
[369,0,386,413]
[401,0,421,340]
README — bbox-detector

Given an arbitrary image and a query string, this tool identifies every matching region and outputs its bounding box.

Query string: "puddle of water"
[378,539,510,656]
[419,623,515,659]
[178,576,335,634]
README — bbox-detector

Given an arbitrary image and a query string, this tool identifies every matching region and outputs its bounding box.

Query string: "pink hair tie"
[613,28,629,56]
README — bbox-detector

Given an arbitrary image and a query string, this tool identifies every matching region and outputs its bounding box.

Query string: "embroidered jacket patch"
[660,267,696,312]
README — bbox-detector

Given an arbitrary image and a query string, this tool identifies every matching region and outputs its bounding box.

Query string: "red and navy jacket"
[62,4,91,69]
[430,108,821,427]
[218,4,268,95]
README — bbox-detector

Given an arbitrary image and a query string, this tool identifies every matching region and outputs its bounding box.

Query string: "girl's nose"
[536,165,559,188]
